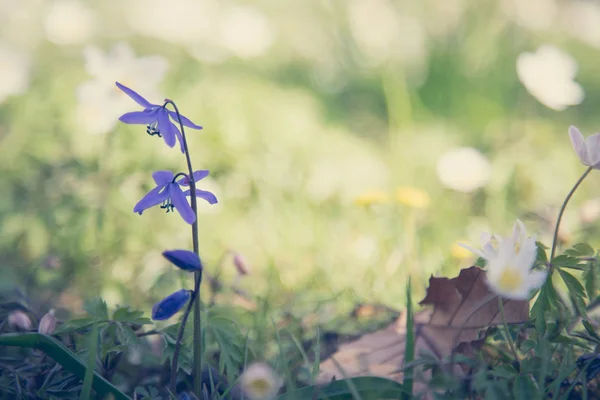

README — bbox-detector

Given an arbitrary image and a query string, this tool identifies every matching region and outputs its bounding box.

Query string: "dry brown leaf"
[318,266,529,386]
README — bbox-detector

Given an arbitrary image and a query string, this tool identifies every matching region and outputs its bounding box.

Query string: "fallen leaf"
[318,267,529,393]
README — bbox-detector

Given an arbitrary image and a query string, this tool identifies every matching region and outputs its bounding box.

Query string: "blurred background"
[1,0,599,323]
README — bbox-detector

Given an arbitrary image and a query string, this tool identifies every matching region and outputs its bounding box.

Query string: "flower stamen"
[496,268,524,292]
[146,122,161,137]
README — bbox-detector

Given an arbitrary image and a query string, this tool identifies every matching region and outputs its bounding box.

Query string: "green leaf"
[564,243,595,257]
[0,333,130,400]
[275,377,405,400]
[558,269,586,298]
[552,255,584,270]
[582,320,600,344]
[112,306,151,326]
[536,243,548,265]
[116,323,139,346]
[492,364,518,379]
[512,375,538,399]
[584,260,598,300]
[83,298,109,320]
[53,318,97,335]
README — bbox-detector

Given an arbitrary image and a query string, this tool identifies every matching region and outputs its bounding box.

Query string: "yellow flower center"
[496,268,523,292]
[248,378,271,396]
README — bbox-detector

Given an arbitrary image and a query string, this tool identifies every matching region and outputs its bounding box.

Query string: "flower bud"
[8,310,32,330]
[151,289,191,321]
[233,253,250,276]
[38,309,57,335]
[162,250,202,272]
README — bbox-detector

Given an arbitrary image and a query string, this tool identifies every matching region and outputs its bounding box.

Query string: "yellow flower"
[450,241,472,259]
[240,363,282,400]
[396,187,430,209]
[354,189,390,206]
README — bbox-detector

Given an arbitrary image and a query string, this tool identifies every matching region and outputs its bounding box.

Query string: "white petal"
[585,133,600,167]
[526,270,548,291]
[515,238,538,270]
[457,243,487,259]
[569,126,591,166]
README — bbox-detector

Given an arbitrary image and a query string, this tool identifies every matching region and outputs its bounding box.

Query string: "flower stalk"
[164,99,204,396]
[549,166,593,263]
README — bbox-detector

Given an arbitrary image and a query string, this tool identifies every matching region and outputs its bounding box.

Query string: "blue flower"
[152,289,191,321]
[116,82,202,153]
[163,250,202,272]
[134,170,218,225]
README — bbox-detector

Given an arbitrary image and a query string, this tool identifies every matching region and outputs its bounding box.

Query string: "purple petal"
[116,82,154,108]
[133,185,169,215]
[163,250,202,272]
[168,110,203,130]
[170,185,196,224]
[183,189,218,205]
[171,121,185,154]
[177,170,210,186]
[158,110,176,148]
[118,109,159,125]
[152,170,174,185]
[151,289,191,321]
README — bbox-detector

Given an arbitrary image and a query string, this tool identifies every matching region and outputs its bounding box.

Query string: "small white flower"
[240,363,282,400]
[460,220,547,300]
[568,125,600,169]
[516,45,584,111]
[44,0,96,45]
[436,147,491,193]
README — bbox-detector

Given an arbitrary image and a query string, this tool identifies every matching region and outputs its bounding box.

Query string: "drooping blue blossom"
[163,250,202,272]
[134,170,218,225]
[152,289,192,321]
[116,82,202,153]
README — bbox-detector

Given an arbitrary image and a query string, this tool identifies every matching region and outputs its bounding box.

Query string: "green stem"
[165,100,203,396]
[0,333,130,400]
[549,167,593,263]
[498,298,519,365]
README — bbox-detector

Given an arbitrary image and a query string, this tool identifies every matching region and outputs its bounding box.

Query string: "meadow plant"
[116,81,218,396]
[3,87,600,398]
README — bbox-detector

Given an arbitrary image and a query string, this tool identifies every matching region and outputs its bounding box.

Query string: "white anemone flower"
[516,45,583,111]
[568,126,600,169]
[240,363,282,400]
[44,0,96,46]
[461,220,547,300]
[436,147,491,193]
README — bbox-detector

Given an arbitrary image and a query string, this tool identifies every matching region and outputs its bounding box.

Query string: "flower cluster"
[116,82,215,321]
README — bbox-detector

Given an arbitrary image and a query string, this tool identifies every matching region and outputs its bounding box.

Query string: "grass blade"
[403,277,414,399]
[0,332,130,400]
[79,322,99,400]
